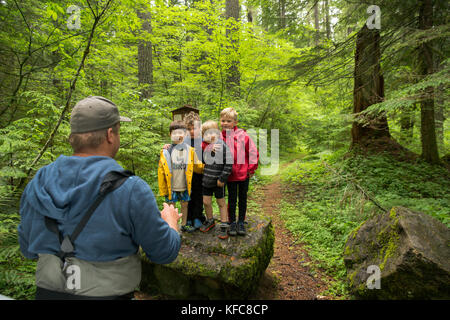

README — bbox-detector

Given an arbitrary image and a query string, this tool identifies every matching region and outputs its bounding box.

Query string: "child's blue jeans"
[165,190,191,203]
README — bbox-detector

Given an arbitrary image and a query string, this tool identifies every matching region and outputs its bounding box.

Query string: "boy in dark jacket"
[184,112,206,229]
[199,120,233,239]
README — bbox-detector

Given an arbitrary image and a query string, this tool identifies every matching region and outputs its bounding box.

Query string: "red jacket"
[221,126,259,182]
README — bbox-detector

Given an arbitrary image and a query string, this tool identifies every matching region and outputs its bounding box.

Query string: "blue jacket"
[18,155,180,264]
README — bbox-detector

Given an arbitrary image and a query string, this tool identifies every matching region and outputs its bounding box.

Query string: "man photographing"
[18,96,181,300]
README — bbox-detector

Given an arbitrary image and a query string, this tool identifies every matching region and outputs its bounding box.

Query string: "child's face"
[170,129,186,144]
[203,129,219,144]
[187,122,201,139]
[220,117,237,131]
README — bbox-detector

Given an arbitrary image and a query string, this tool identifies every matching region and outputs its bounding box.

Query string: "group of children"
[158,107,259,240]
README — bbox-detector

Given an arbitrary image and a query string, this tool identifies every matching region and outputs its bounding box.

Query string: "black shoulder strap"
[69,170,134,245]
[45,170,134,260]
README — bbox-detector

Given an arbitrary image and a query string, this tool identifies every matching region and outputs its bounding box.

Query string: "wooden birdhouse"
[171,105,199,122]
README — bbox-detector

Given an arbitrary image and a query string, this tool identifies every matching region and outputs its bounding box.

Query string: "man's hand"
[217,180,225,187]
[161,203,182,232]
[162,144,171,150]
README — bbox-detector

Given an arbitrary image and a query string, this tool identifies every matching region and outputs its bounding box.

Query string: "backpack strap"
[45,170,134,261]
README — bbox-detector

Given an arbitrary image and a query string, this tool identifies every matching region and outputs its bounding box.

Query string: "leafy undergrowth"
[278,150,450,298]
[0,211,36,300]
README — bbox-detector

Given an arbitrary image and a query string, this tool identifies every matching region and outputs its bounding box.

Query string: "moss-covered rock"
[344,206,450,299]
[140,215,274,299]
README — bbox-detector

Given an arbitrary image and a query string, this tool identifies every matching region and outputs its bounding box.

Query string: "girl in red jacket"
[220,108,259,236]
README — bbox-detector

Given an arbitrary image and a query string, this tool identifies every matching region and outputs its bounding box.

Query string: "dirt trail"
[249,176,331,300]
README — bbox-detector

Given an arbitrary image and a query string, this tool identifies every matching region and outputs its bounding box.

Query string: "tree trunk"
[324,0,331,40]
[400,108,415,144]
[314,2,320,45]
[435,96,444,150]
[417,0,440,164]
[137,8,153,101]
[247,5,254,23]
[279,0,286,29]
[225,0,240,97]
[433,7,445,156]
[351,25,390,147]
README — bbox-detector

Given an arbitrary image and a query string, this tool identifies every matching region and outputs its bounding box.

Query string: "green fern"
[0,207,36,300]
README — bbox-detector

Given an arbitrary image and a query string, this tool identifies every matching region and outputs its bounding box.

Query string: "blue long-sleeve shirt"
[18,155,180,264]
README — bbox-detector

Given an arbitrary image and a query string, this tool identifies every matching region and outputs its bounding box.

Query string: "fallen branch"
[323,161,388,213]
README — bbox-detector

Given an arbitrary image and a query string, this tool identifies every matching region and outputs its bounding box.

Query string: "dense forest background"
[0,0,448,299]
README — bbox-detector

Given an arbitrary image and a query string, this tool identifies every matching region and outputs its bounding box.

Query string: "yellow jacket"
[158,144,204,200]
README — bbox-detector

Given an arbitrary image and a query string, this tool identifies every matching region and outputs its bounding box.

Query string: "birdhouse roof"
[171,105,199,114]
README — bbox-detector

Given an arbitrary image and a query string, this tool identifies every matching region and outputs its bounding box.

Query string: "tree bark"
[225,0,240,97]
[137,8,153,101]
[351,25,390,147]
[434,59,445,152]
[433,2,445,156]
[247,5,255,24]
[435,96,444,149]
[279,0,286,29]
[324,0,331,40]
[314,2,320,45]
[417,0,440,164]
[400,107,415,144]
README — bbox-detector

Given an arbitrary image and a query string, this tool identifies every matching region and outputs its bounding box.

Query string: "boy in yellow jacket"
[158,120,204,232]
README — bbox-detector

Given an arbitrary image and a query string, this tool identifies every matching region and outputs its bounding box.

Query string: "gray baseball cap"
[70,96,131,134]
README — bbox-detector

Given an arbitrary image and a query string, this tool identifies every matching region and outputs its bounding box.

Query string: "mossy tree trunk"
[417,0,440,164]
[225,0,241,98]
[351,25,390,147]
[137,6,153,101]
[314,2,320,45]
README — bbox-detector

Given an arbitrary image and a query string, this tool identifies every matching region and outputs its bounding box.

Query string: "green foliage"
[341,152,450,225]
[362,59,449,117]
[0,212,36,300]
[0,91,71,189]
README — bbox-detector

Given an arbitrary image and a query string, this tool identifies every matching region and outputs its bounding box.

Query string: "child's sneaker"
[200,219,215,232]
[228,222,237,236]
[193,218,203,229]
[237,221,246,236]
[181,224,196,233]
[218,223,229,240]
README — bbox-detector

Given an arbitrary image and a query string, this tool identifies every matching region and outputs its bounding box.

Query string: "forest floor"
[248,171,333,300]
